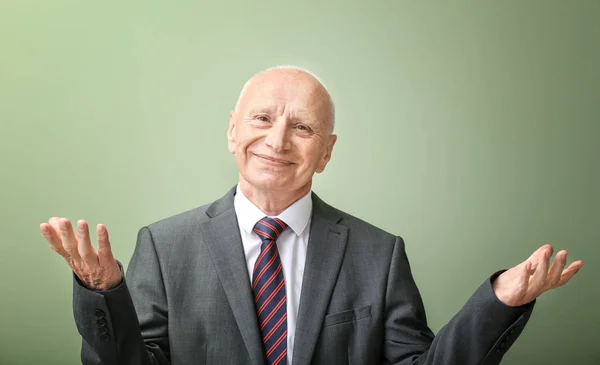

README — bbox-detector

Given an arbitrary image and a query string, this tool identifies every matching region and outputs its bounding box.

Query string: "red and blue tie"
[252,217,288,365]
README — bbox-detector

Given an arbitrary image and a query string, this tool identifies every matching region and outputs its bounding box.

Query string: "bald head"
[227,66,338,201]
[235,66,335,132]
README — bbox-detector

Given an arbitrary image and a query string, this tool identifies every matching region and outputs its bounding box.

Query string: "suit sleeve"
[72,226,171,365]
[384,236,535,365]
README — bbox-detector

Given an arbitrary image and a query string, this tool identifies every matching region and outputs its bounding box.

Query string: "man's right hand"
[40,217,122,291]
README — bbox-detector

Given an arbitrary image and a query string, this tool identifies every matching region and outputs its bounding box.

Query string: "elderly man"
[40,66,582,365]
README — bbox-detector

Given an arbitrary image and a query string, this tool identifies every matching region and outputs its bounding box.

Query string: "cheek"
[297,144,325,169]
[237,129,262,152]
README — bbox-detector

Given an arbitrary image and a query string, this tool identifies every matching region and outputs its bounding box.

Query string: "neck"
[238,176,311,216]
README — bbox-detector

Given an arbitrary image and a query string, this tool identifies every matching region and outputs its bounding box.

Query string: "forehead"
[240,72,328,115]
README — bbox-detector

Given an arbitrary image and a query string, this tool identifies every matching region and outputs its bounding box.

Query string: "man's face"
[227,70,337,194]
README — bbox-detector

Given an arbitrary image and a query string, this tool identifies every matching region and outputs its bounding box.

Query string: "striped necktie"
[252,217,288,365]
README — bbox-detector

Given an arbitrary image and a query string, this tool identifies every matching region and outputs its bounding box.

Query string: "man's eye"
[295,124,310,131]
[256,116,269,122]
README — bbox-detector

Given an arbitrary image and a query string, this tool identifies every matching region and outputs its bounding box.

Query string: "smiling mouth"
[254,153,293,165]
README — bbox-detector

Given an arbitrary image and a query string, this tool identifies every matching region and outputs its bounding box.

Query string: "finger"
[76,220,98,267]
[527,244,552,273]
[557,260,584,287]
[96,224,114,266]
[49,216,60,232]
[546,250,567,288]
[57,218,82,264]
[530,245,552,293]
[40,223,69,258]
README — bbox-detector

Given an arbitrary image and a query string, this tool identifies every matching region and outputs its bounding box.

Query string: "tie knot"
[253,217,288,243]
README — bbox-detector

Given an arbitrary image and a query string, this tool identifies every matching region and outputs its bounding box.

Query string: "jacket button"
[96,318,107,326]
[99,326,109,335]
[95,309,105,318]
[100,333,110,342]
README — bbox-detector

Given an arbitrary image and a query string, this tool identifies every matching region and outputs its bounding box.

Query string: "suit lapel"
[200,188,266,365]
[292,193,349,365]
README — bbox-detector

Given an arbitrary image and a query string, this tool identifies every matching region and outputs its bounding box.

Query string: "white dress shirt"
[234,185,312,365]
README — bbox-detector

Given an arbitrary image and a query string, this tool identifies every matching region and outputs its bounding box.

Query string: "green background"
[1,1,598,364]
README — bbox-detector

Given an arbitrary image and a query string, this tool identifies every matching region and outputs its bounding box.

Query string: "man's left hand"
[492,244,583,307]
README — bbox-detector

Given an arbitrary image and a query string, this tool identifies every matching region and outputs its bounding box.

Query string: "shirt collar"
[234,184,312,237]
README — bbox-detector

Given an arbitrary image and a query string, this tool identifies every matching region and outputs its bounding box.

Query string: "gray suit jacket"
[73,187,534,365]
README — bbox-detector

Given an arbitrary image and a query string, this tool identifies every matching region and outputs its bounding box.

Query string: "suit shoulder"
[144,187,236,234]
[145,203,211,233]
[325,204,399,245]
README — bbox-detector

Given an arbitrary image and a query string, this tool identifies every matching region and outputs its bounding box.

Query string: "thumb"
[521,261,533,282]
[97,224,115,266]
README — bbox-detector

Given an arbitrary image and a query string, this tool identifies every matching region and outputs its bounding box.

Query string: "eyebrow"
[244,106,320,126]
[246,106,276,115]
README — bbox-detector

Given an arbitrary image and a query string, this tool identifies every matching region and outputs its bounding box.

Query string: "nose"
[264,121,291,152]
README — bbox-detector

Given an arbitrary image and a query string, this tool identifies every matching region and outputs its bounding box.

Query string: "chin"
[246,173,295,191]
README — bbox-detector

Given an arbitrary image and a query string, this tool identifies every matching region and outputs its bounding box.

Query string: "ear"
[227,110,237,154]
[315,134,337,173]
